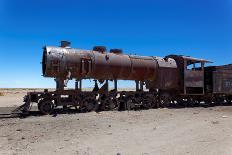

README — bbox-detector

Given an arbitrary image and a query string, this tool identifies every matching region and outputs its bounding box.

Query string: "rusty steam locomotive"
[16,41,232,115]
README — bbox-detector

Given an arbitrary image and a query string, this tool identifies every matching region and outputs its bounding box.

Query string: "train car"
[13,41,232,115]
[204,64,232,104]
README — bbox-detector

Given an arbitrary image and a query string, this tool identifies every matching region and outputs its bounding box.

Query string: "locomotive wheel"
[104,97,119,110]
[178,99,188,107]
[38,100,54,115]
[212,97,222,106]
[126,97,136,110]
[119,101,126,111]
[159,96,171,108]
[188,98,198,107]
[223,98,232,106]
[141,95,155,109]
[118,92,128,111]
[99,94,119,111]
[159,92,171,108]
[81,97,99,112]
[204,99,214,107]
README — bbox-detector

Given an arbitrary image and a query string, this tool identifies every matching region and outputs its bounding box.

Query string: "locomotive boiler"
[14,41,232,115]
[42,41,178,91]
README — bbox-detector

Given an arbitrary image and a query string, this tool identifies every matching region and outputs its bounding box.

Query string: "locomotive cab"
[167,55,212,95]
[182,56,211,95]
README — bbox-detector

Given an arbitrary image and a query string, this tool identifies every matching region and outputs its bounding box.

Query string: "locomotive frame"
[13,41,232,115]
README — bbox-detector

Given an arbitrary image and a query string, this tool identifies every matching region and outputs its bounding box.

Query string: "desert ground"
[0,89,232,155]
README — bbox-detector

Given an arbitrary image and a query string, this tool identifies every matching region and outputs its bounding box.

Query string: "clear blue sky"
[0,0,231,88]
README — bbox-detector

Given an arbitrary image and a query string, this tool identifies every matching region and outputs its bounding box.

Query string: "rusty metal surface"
[15,42,232,116]
[128,55,157,81]
[43,44,223,96]
[181,56,212,63]
[184,70,204,87]
[152,67,179,90]
[166,54,208,95]
[43,46,159,81]
[148,57,179,90]
[213,70,232,94]
[91,51,133,80]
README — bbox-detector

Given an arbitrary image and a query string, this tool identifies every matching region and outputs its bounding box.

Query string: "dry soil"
[0,89,232,155]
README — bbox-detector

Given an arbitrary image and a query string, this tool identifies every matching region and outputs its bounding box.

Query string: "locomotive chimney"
[60,40,71,48]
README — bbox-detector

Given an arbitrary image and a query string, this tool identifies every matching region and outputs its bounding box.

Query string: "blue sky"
[0,0,231,88]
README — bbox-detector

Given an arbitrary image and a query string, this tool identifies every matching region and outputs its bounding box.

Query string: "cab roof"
[166,55,213,64]
[181,56,212,63]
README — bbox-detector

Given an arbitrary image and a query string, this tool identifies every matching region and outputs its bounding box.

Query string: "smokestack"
[60,41,71,48]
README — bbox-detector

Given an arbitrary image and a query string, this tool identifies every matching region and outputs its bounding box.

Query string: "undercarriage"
[13,88,232,116]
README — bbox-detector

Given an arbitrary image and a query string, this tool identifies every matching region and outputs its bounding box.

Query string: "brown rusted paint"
[17,44,232,115]
[166,55,207,94]
[43,46,159,81]
[213,70,232,94]
[184,70,204,87]
[128,55,157,81]
[42,46,186,94]
[152,67,179,90]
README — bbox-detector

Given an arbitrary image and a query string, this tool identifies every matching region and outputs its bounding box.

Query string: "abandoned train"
[20,41,232,114]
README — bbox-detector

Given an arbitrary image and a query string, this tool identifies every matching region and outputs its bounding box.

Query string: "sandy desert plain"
[0,88,232,155]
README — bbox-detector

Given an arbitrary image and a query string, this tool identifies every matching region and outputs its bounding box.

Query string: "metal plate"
[213,70,232,94]
[184,70,204,87]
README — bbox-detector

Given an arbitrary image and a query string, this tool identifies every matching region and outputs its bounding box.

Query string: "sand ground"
[0,89,232,155]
